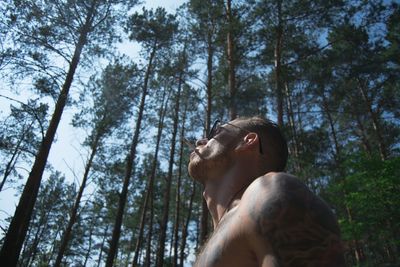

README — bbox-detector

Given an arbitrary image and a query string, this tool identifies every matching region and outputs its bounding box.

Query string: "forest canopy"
[0,0,399,266]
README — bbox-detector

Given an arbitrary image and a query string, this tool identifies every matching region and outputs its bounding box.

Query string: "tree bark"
[0,3,95,265]
[274,0,284,127]
[226,0,237,120]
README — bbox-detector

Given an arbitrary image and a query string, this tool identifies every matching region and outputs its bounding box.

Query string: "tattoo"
[251,174,344,266]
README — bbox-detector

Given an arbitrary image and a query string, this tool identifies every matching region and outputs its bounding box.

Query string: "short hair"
[235,116,288,172]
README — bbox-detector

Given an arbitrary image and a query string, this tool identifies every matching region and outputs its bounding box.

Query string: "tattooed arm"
[242,172,345,267]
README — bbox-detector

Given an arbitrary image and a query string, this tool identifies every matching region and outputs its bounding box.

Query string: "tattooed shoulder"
[242,172,345,266]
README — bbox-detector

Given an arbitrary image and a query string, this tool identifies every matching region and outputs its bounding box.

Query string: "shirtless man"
[188,116,345,267]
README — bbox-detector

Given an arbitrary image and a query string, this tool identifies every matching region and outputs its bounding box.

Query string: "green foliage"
[0,99,48,191]
[126,7,178,50]
[18,172,76,266]
[330,155,400,265]
[72,59,139,147]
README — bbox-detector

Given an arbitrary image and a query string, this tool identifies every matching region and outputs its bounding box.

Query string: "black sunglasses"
[207,119,263,154]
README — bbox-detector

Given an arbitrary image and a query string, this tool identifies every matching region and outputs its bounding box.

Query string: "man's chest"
[194,210,258,267]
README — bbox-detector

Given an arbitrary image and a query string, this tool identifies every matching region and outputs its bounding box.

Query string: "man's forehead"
[223,120,249,133]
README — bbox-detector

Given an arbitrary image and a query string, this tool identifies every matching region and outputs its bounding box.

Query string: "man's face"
[188,120,242,183]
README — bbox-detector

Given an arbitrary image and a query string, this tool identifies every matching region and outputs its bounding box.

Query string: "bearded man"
[188,116,345,267]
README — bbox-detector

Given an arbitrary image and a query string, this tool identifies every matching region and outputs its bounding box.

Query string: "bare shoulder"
[240,172,345,266]
[242,172,339,232]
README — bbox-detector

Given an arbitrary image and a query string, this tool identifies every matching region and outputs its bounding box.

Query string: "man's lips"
[190,149,200,160]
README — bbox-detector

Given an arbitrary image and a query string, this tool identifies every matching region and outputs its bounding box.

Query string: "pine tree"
[105,7,178,266]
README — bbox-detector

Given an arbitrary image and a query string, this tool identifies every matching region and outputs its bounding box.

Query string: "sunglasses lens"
[208,120,220,139]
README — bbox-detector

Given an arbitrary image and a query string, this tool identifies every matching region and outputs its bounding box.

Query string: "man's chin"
[188,162,206,184]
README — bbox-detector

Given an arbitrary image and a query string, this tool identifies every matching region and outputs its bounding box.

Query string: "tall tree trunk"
[0,121,33,192]
[172,103,188,267]
[83,216,97,267]
[200,27,214,247]
[144,188,154,267]
[0,4,95,264]
[105,46,156,267]
[355,114,373,157]
[322,95,341,163]
[274,0,284,127]
[226,0,237,120]
[155,60,184,267]
[179,180,196,267]
[284,82,301,173]
[357,79,387,160]
[47,220,63,265]
[132,88,169,267]
[96,225,109,267]
[54,132,101,267]
[321,94,364,264]
[21,208,49,267]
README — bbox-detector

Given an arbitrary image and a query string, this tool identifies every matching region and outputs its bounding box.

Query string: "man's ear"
[237,133,259,152]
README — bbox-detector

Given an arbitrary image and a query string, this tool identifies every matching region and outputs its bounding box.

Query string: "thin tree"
[155,49,186,267]
[185,0,224,244]
[131,87,170,266]
[105,8,177,266]
[54,62,137,266]
[225,0,237,119]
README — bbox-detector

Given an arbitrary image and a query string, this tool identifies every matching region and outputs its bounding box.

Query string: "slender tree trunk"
[274,0,284,127]
[284,82,301,173]
[83,216,97,267]
[226,0,237,120]
[54,132,101,267]
[322,95,341,163]
[155,60,184,267]
[47,221,63,265]
[172,103,188,267]
[357,80,387,160]
[172,178,181,267]
[0,6,94,262]
[144,188,154,267]
[96,225,109,267]
[355,114,373,157]
[179,180,196,267]
[321,95,364,264]
[22,208,48,267]
[0,122,33,192]
[132,88,168,267]
[105,46,156,267]
[200,28,214,247]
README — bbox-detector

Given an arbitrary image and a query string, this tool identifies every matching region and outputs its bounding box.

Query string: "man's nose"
[195,138,208,147]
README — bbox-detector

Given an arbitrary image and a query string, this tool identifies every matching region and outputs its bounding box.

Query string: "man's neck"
[203,165,254,229]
